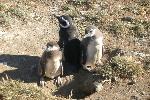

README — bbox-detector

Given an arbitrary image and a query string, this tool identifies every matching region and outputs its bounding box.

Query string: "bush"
[0,79,51,100]
[96,56,144,79]
[110,56,144,78]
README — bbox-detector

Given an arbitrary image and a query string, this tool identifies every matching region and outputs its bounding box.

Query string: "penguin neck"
[45,50,59,58]
[60,24,73,30]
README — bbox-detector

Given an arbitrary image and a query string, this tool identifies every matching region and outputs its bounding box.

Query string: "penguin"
[38,42,63,87]
[63,38,82,74]
[81,25,103,71]
[55,15,79,49]
[55,15,82,74]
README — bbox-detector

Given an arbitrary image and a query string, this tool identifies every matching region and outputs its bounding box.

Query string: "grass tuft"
[0,13,10,28]
[110,56,144,78]
[7,7,24,19]
[96,56,144,79]
[0,3,5,11]
[0,79,52,100]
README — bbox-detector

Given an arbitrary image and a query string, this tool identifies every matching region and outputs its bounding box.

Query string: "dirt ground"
[0,0,150,100]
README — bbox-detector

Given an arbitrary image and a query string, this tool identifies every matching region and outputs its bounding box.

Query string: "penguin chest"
[96,37,103,45]
[45,58,61,78]
[86,42,97,63]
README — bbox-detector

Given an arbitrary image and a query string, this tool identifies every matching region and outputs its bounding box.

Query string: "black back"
[64,39,81,65]
[63,39,82,75]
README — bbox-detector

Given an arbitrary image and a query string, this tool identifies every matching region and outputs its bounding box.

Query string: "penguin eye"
[89,30,93,33]
[47,45,52,49]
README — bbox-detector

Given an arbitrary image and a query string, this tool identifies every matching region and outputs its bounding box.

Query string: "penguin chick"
[38,42,63,87]
[81,25,103,71]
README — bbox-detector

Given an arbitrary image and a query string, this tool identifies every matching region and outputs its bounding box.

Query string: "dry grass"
[0,78,54,100]
[0,0,149,99]
[110,56,144,78]
[96,56,145,79]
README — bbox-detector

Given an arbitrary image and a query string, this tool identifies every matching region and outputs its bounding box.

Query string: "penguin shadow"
[53,75,88,99]
[0,54,40,83]
[53,69,95,99]
[53,48,125,99]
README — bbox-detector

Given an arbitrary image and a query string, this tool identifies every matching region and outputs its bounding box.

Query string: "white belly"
[86,39,103,64]
[86,43,96,64]
[45,58,61,78]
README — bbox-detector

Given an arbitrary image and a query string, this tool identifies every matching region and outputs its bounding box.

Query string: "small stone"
[130,95,140,100]
[140,91,145,95]
[128,76,136,85]
[111,77,118,83]
[144,62,150,70]
[121,16,134,22]
[94,82,103,92]
[128,80,136,85]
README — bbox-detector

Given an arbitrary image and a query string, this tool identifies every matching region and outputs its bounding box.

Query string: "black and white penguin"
[81,25,103,71]
[55,15,79,49]
[55,15,82,74]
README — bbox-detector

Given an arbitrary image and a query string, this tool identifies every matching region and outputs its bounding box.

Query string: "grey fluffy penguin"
[55,15,82,74]
[38,42,63,87]
[81,25,103,71]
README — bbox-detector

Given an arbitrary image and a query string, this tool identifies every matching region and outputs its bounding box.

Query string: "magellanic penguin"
[55,15,82,75]
[38,42,63,87]
[55,15,79,49]
[81,25,103,71]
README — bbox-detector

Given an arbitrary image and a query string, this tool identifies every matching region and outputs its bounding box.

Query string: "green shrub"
[0,3,5,11]
[0,79,51,100]
[0,13,10,27]
[7,7,24,18]
[110,56,144,78]
[96,56,144,79]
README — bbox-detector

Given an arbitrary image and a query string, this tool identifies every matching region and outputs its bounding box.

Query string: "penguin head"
[45,42,59,52]
[84,25,103,40]
[84,25,97,38]
[55,15,72,29]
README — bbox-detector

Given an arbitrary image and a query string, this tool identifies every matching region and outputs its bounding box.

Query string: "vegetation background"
[0,0,149,99]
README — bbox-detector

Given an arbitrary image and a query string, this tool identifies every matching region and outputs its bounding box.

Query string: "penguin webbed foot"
[54,76,62,87]
[39,77,46,87]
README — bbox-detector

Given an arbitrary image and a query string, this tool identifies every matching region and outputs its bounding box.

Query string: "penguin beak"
[83,33,91,38]
[84,29,96,38]
[59,17,70,28]
[46,46,59,51]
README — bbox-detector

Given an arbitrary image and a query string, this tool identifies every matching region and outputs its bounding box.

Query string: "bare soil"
[0,0,149,100]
